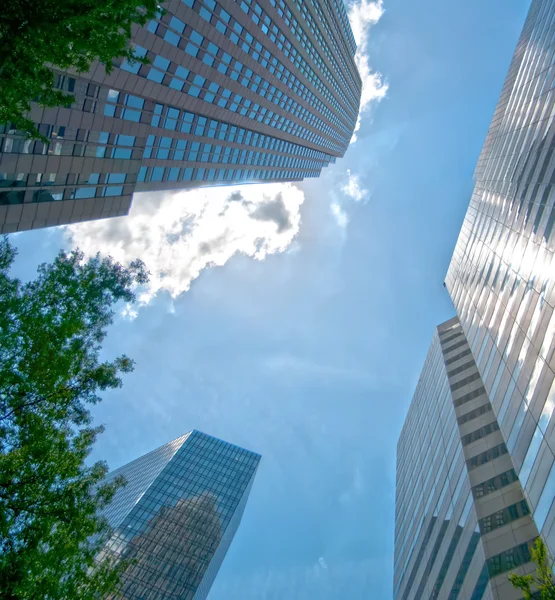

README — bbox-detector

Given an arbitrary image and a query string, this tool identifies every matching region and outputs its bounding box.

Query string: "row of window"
[1,171,132,188]
[444,338,470,356]
[450,372,481,393]
[457,403,492,426]
[454,386,486,409]
[440,330,463,346]
[444,348,472,367]
[486,540,533,577]
[467,443,507,471]
[0,185,126,206]
[0,135,139,161]
[473,468,518,499]
[479,500,530,535]
[144,137,322,170]
[137,164,311,185]
[447,359,477,378]
[461,420,499,447]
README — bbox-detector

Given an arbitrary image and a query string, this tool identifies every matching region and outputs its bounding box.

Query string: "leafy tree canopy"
[509,537,555,600]
[0,0,160,137]
[0,236,149,599]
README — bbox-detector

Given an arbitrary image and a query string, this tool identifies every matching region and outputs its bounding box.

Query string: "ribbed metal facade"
[396,1,555,597]
[445,0,555,573]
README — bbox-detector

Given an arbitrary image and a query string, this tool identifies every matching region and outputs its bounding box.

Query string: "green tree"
[509,537,555,600]
[0,236,149,599]
[0,0,160,138]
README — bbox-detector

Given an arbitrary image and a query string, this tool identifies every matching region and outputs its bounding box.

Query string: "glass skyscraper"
[97,430,261,600]
[396,1,555,598]
[395,319,538,600]
[0,0,361,232]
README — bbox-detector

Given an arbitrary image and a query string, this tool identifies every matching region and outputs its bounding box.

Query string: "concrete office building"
[98,430,260,600]
[395,319,539,600]
[395,0,555,598]
[0,0,361,232]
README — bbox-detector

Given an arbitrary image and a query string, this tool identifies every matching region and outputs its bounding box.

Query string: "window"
[107,173,126,184]
[138,167,147,182]
[535,461,555,530]
[153,56,170,71]
[170,16,185,32]
[121,45,147,73]
[175,66,190,80]
[170,78,184,91]
[467,444,507,471]
[148,69,164,83]
[479,501,530,534]
[520,428,544,487]
[186,43,199,57]
[125,95,144,109]
[164,30,180,46]
[72,187,96,199]
[112,148,132,159]
[461,421,500,446]
[150,167,164,182]
[103,186,124,197]
[487,542,532,577]
[122,109,141,122]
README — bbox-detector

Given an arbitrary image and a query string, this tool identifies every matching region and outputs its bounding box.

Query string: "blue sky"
[10,1,530,598]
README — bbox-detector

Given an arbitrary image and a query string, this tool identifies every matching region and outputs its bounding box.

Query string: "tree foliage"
[0,0,160,137]
[509,537,555,600]
[0,236,149,599]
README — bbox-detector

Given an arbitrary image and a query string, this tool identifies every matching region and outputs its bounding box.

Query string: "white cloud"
[341,170,368,202]
[64,183,304,307]
[330,202,349,228]
[348,0,388,141]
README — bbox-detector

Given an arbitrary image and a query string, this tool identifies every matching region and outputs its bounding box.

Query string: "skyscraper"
[445,0,555,570]
[97,430,261,600]
[0,0,361,232]
[395,1,555,598]
[395,319,538,600]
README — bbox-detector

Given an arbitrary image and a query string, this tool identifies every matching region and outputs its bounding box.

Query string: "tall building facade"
[0,0,361,232]
[396,0,555,598]
[445,0,555,570]
[395,319,539,600]
[97,430,261,600]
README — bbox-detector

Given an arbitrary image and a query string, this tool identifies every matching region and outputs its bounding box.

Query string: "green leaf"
[0,236,149,598]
